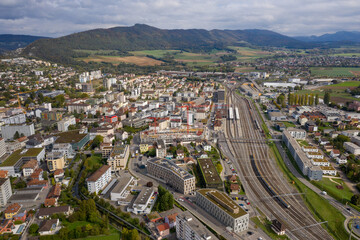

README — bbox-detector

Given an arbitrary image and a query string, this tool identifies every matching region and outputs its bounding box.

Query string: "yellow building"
[4,203,21,219]
[140,142,151,153]
[46,152,66,172]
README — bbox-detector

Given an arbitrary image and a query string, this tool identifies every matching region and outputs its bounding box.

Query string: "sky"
[0,0,360,37]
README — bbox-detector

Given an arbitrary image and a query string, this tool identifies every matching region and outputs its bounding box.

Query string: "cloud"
[0,0,359,37]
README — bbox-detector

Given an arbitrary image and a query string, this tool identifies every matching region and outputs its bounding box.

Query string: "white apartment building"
[176,211,218,240]
[0,178,12,206]
[1,123,35,140]
[86,165,111,194]
[0,138,6,158]
[344,142,360,155]
[52,143,74,159]
[147,158,195,194]
[196,189,249,233]
[57,116,76,132]
[287,128,306,140]
[127,187,155,214]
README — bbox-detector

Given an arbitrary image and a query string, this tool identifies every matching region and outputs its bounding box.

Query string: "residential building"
[107,144,130,171]
[344,142,360,155]
[287,128,306,140]
[46,152,66,172]
[176,211,218,240]
[156,140,166,158]
[4,203,21,219]
[52,143,74,159]
[156,223,170,238]
[196,189,249,233]
[39,219,60,235]
[57,116,76,132]
[1,124,35,140]
[38,205,72,219]
[282,130,322,181]
[101,143,113,158]
[147,158,196,194]
[86,165,111,194]
[0,138,6,159]
[67,103,91,113]
[22,159,38,177]
[0,178,12,206]
[0,219,13,234]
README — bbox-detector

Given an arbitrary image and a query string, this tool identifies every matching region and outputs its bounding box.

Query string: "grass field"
[130,49,181,58]
[80,55,163,66]
[310,67,360,77]
[228,46,273,61]
[330,53,360,57]
[311,177,354,203]
[295,81,360,103]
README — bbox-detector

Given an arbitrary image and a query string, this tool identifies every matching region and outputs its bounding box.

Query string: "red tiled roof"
[156,223,169,232]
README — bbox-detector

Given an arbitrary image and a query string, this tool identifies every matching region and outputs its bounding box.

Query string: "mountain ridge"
[20,24,314,64]
[0,34,48,53]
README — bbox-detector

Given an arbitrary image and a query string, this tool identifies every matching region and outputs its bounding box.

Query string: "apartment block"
[86,165,111,194]
[0,178,12,206]
[176,211,218,240]
[107,144,129,171]
[196,189,249,233]
[1,124,35,140]
[46,152,66,172]
[147,158,195,194]
[57,116,76,132]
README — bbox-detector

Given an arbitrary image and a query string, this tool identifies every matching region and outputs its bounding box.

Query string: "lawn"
[311,177,354,203]
[282,121,296,128]
[310,67,360,77]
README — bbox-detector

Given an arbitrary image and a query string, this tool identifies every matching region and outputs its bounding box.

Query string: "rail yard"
[220,86,332,240]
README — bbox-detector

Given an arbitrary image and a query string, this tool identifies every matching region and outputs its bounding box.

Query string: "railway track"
[223,87,332,240]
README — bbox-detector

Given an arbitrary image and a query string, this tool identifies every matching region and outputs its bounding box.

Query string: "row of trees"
[277,93,320,107]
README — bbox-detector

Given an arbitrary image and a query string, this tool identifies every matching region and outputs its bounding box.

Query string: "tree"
[43,171,48,180]
[29,223,39,234]
[351,194,360,205]
[324,91,330,105]
[315,94,319,105]
[91,135,103,149]
[13,131,20,139]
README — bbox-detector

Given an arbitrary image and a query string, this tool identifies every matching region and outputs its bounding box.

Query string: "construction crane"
[17,89,38,113]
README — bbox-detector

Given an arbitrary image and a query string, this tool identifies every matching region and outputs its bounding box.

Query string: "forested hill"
[0,34,48,53]
[21,24,314,64]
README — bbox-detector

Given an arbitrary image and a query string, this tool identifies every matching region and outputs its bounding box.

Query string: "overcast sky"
[0,0,360,37]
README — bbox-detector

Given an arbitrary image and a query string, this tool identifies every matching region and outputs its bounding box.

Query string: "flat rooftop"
[9,193,39,202]
[134,187,154,205]
[178,211,218,239]
[148,158,195,180]
[198,158,222,185]
[197,189,247,218]
[320,166,336,171]
[54,130,87,144]
[111,174,133,194]
[0,148,43,167]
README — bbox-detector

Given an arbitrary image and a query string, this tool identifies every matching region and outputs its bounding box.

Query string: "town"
[1,55,360,240]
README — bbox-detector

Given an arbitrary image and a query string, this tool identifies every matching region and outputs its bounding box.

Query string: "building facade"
[195,189,249,233]
[176,211,218,240]
[107,144,129,171]
[86,165,111,194]
[1,124,35,140]
[0,178,12,206]
[147,158,195,194]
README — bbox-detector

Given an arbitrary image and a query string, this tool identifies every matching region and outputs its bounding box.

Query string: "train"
[250,154,291,209]
[228,107,234,120]
[254,119,260,130]
[235,107,240,120]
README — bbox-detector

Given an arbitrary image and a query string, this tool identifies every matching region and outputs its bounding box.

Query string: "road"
[220,86,332,239]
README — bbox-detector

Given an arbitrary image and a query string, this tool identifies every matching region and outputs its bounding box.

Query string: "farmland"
[310,67,360,77]
[295,81,360,104]
[80,55,163,66]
